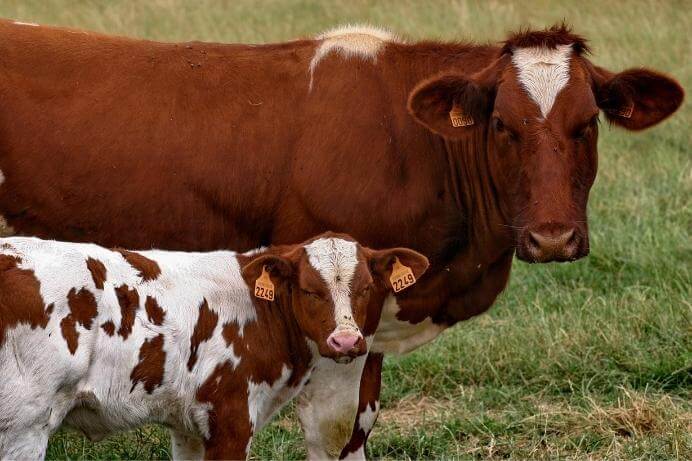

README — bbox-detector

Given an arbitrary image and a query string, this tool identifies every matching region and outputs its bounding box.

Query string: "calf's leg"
[339,353,383,460]
[297,353,369,460]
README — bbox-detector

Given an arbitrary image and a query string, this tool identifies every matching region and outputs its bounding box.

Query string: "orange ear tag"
[449,104,474,127]
[254,266,275,301]
[389,257,417,293]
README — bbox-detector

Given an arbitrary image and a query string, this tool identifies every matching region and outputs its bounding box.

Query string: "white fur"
[512,44,572,118]
[308,24,399,90]
[0,236,369,459]
[305,238,361,336]
[12,21,39,27]
[297,352,369,459]
[0,169,4,186]
[371,295,446,354]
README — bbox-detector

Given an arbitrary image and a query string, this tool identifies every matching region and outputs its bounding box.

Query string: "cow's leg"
[297,353,369,460]
[169,429,204,460]
[338,353,383,460]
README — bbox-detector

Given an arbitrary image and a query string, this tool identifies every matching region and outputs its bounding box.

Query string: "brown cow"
[0,20,683,458]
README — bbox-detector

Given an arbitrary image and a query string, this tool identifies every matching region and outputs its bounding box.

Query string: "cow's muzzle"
[517,223,588,263]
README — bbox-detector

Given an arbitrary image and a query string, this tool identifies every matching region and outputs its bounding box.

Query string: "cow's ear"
[367,247,429,292]
[241,253,294,298]
[590,66,684,131]
[407,73,493,139]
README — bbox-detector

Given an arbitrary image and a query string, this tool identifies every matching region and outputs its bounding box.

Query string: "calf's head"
[409,25,683,263]
[242,234,429,363]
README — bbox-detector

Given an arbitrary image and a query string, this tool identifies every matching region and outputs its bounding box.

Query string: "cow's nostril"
[528,231,542,250]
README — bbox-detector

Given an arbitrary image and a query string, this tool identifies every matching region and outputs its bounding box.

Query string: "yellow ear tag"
[449,103,474,127]
[254,266,275,301]
[614,102,634,118]
[389,257,416,293]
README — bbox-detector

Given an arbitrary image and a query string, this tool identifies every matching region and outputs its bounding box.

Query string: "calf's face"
[242,236,429,363]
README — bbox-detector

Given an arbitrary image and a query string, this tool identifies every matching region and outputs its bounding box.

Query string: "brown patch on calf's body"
[115,284,139,339]
[101,321,115,336]
[85,258,107,289]
[196,362,254,459]
[60,287,99,354]
[187,299,218,371]
[116,249,161,281]
[145,296,165,325]
[0,255,53,345]
[130,333,166,393]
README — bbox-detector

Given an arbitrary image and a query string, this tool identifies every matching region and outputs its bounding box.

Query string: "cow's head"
[408,25,683,263]
[241,233,429,363]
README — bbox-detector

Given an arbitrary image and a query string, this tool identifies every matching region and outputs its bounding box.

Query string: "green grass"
[0,0,689,459]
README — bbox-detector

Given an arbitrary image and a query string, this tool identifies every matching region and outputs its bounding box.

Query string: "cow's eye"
[302,289,321,300]
[356,286,371,298]
[574,115,599,141]
[493,117,505,132]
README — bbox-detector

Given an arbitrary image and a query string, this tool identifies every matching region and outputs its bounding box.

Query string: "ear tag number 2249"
[255,266,275,301]
[389,257,416,293]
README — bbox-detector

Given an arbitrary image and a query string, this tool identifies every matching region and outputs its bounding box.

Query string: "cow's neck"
[443,125,513,264]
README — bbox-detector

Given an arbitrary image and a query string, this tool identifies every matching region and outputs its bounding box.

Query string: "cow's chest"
[371,295,447,354]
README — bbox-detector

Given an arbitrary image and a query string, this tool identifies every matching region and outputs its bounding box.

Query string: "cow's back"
[0,19,322,250]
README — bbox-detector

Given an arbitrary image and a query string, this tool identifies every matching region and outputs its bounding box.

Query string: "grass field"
[0,0,689,459]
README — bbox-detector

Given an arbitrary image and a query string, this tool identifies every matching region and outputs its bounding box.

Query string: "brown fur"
[115,250,161,281]
[130,334,166,394]
[187,299,218,371]
[115,285,139,340]
[60,287,98,354]
[144,296,165,326]
[101,320,115,336]
[86,257,107,289]
[0,254,52,345]
[501,23,589,55]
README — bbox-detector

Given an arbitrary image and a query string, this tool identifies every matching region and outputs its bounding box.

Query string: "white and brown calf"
[0,233,428,460]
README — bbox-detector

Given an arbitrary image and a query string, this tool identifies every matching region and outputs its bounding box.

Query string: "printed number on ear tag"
[254,266,275,301]
[389,257,416,293]
[449,104,474,127]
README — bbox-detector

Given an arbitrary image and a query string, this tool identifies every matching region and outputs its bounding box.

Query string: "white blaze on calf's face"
[512,44,573,118]
[304,238,360,334]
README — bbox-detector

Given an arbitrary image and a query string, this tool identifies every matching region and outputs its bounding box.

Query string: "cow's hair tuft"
[501,23,589,55]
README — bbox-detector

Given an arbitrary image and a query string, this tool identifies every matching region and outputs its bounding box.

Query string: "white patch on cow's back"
[512,44,572,118]
[305,238,360,333]
[308,24,400,90]
[13,21,39,27]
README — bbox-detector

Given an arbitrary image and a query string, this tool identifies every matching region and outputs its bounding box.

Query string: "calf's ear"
[240,254,294,293]
[590,65,684,131]
[368,248,430,291]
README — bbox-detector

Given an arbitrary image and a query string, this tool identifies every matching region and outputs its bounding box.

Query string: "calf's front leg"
[338,353,383,460]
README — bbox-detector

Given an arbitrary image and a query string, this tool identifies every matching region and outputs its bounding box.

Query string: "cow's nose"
[526,226,579,262]
[327,330,362,354]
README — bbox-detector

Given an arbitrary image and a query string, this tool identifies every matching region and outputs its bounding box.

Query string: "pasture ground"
[0,1,689,459]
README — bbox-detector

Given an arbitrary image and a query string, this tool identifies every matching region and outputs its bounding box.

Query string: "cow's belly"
[371,295,446,355]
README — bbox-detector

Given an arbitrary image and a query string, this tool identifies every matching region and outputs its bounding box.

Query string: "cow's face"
[242,234,428,363]
[408,25,683,263]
